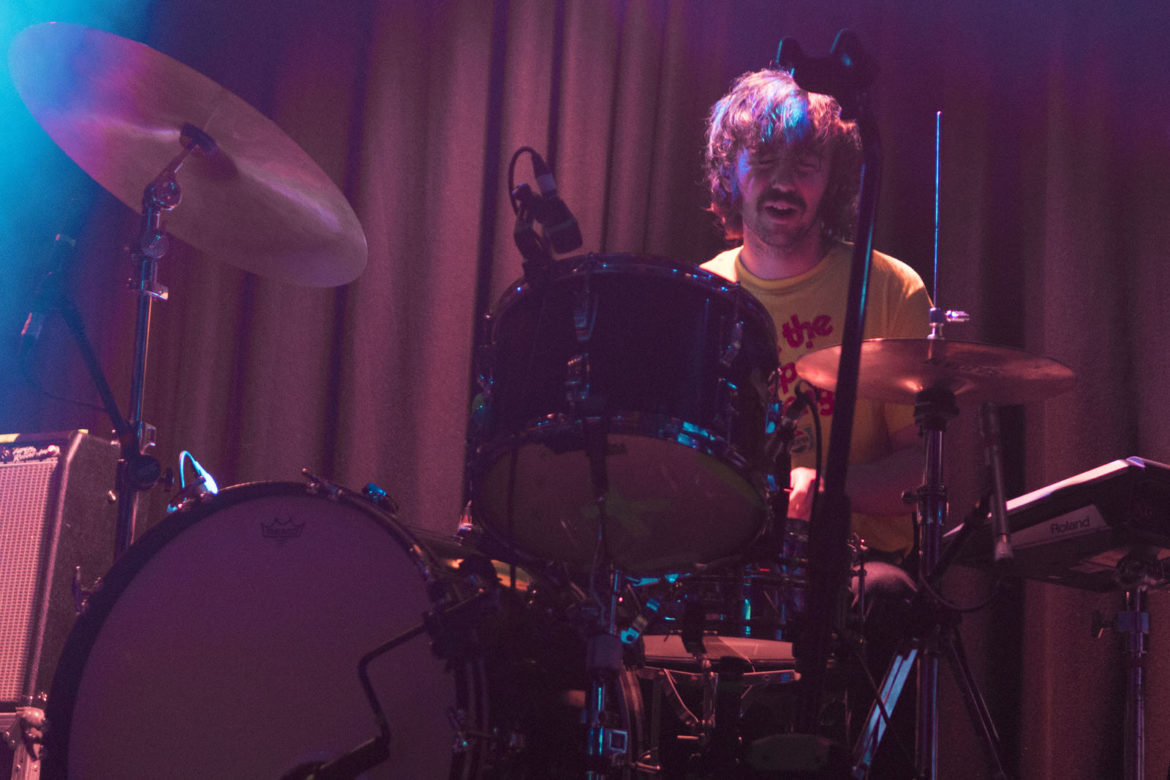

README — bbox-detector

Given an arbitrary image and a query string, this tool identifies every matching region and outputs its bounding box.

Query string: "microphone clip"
[511,182,553,287]
[775,29,878,120]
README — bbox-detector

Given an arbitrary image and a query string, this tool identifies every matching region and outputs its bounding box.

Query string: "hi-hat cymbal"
[795,338,1076,406]
[8,22,367,287]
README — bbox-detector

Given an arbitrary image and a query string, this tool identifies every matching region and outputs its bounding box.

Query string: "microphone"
[530,152,583,254]
[19,231,77,358]
[775,29,877,107]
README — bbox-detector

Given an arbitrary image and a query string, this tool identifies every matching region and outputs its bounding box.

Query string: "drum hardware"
[582,560,630,778]
[798,338,1076,778]
[282,563,503,780]
[300,468,348,501]
[361,482,400,514]
[786,89,1071,774]
[69,566,101,616]
[633,638,804,775]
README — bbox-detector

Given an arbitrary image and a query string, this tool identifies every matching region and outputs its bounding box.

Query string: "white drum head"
[45,483,468,779]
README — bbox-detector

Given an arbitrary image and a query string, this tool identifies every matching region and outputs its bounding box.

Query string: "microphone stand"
[775,31,882,744]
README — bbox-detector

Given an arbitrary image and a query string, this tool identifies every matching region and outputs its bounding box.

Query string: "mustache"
[762,192,806,210]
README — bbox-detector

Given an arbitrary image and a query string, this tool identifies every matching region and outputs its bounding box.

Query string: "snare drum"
[648,517,809,645]
[470,254,779,574]
[630,558,806,775]
[43,481,645,779]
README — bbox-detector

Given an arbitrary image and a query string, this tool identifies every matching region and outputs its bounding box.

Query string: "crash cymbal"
[795,338,1076,406]
[8,22,366,287]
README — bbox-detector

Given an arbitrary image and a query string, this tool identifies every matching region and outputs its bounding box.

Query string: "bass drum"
[43,482,488,779]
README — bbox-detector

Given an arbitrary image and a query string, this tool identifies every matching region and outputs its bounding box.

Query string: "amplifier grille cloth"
[0,459,58,701]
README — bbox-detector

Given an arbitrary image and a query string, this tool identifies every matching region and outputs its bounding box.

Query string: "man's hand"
[787,465,819,520]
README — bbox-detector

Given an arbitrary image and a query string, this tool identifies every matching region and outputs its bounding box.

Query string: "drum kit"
[7,21,1081,780]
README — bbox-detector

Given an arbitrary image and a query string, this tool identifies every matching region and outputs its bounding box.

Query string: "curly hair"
[705,69,862,243]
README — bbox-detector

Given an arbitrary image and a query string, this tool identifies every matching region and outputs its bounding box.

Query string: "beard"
[750,195,824,252]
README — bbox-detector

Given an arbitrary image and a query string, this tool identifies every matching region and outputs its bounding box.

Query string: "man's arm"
[842,422,921,517]
[786,423,920,520]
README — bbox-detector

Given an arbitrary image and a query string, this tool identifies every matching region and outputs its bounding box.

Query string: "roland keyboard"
[961,457,1170,591]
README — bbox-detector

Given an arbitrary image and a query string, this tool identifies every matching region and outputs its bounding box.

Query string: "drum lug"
[572,275,597,343]
[300,468,340,498]
[714,378,739,432]
[565,353,591,404]
[720,319,744,368]
[71,565,101,614]
[361,482,399,514]
[474,343,494,396]
[448,707,509,755]
[448,707,473,752]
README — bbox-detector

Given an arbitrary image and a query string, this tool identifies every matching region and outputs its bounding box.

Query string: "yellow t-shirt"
[701,243,931,556]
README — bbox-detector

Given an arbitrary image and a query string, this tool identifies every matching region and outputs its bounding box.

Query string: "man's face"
[733,145,829,253]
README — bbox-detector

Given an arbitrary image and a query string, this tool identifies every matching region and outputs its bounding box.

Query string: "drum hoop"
[470,411,765,491]
[487,253,778,349]
[41,480,444,780]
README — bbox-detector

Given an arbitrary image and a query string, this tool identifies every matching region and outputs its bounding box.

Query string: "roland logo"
[1049,514,1093,536]
[261,517,305,540]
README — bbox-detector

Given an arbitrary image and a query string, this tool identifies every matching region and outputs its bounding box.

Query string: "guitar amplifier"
[0,431,119,707]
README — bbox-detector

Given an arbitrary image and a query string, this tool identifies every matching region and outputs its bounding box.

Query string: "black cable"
[20,356,108,415]
[507,146,540,214]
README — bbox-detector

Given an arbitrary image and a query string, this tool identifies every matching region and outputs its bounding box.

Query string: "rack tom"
[469,254,778,574]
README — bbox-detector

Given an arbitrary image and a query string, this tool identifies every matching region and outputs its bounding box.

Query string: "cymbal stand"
[114,123,217,556]
[1120,584,1149,780]
[851,385,1009,779]
[1093,551,1163,780]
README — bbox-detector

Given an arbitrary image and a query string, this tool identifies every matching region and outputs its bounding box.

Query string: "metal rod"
[932,110,941,307]
[114,251,157,556]
[796,90,882,733]
[1124,587,1148,780]
[916,423,945,778]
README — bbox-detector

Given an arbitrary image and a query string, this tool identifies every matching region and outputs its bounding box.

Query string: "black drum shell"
[470,255,779,574]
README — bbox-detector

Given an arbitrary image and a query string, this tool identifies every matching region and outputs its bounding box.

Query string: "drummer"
[700,67,930,566]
